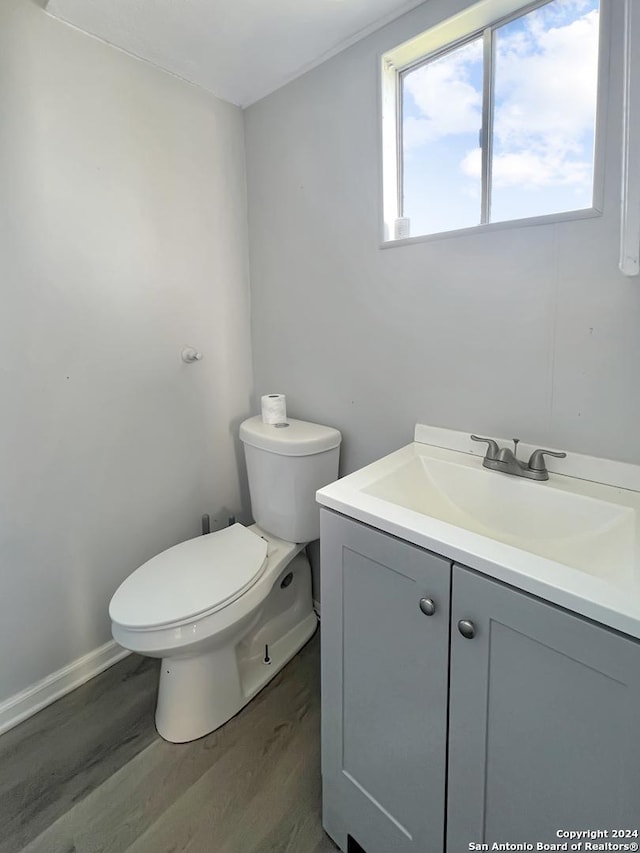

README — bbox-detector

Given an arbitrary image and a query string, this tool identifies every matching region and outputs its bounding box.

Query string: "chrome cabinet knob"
[419,598,436,616]
[458,619,476,639]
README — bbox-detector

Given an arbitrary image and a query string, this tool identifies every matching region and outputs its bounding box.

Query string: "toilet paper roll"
[261,394,287,424]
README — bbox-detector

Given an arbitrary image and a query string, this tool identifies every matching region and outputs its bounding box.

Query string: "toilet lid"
[109,524,268,629]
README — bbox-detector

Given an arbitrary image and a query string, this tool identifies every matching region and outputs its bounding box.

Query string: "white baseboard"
[0,640,130,737]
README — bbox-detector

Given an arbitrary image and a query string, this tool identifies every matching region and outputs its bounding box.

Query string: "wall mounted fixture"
[181,347,203,363]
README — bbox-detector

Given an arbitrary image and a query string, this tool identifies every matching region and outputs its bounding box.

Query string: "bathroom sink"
[317,425,640,638]
[362,453,636,578]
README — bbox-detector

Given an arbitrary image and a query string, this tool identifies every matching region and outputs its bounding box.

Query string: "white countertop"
[317,425,640,640]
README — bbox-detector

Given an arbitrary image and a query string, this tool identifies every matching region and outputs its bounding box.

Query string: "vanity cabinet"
[320,509,640,853]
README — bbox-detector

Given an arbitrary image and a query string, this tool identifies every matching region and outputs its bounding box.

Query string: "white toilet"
[109,415,341,743]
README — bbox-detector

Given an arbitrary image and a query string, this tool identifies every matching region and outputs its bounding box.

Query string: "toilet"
[109,415,341,743]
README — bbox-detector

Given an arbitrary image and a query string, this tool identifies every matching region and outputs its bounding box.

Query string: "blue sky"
[401,0,600,236]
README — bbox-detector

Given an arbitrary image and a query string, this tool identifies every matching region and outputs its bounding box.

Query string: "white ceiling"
[44,0,425,107]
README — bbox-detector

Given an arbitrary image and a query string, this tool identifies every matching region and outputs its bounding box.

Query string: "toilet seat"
[109,524,268,630]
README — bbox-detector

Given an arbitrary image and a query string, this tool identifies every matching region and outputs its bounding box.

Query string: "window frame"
[380,0,610,246]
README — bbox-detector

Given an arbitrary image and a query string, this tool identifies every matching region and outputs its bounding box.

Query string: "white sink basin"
[316,426,640,638]
[362,454,636,578]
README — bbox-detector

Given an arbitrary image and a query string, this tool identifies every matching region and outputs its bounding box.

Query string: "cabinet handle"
[419,597,436,616]
[458,619,476,639]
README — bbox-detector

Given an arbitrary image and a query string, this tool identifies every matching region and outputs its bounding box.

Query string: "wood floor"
[0,632,340,853]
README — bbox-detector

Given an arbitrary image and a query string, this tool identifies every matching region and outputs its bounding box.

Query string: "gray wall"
[0,1,253,705]
[245,0,640,476]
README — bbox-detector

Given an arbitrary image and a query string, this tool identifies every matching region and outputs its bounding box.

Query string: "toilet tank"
[239,416,341,543]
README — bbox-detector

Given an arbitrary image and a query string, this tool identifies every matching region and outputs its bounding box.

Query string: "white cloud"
[402,38,482,149]
[495,151,591,188]
[494,8,599,139]
[461,147,481,179]
[403,0,599,193]
[462,145,592,191]
[490,3,599,188]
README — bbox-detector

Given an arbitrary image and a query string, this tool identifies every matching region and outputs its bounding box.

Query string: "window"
[382,0,603,242]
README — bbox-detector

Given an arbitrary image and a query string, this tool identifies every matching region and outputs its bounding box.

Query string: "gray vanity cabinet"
[320,509,451,853]
[447,564,640,847]
[321,509,640,853]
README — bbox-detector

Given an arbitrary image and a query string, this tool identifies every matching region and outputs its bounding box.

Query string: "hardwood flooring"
[0,633,339,853]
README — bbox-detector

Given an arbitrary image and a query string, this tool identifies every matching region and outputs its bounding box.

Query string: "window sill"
[380,206,603,249]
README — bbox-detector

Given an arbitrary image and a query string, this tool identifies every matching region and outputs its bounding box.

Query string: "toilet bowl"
[110,523,316,742]
[109,415,341,743]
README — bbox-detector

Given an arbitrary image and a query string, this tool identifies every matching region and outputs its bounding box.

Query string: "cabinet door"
[320,510,451,853]
[448,564,640,848]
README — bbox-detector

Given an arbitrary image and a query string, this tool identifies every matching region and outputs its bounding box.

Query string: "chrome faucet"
[470,435,566,481]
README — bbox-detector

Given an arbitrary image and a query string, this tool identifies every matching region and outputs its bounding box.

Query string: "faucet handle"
[528,448,567,472]
[471,435,500,460]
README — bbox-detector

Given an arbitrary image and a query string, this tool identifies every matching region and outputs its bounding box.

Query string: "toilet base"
[155,612,317,742]
[154,552,317,743]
